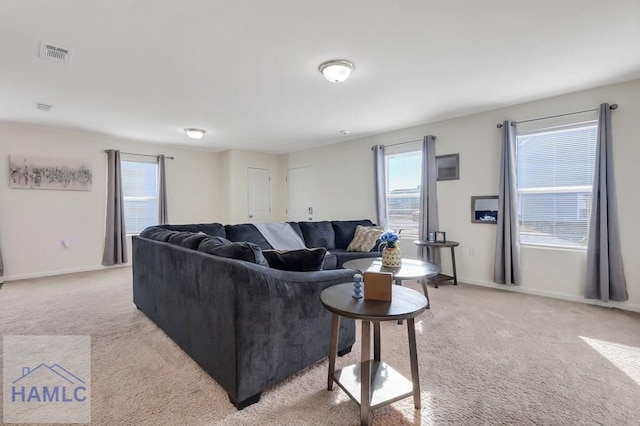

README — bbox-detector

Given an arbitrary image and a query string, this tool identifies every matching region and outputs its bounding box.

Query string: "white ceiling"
[1,1,639,154]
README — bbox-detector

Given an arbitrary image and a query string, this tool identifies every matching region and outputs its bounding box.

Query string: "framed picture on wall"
[436,154,459,181]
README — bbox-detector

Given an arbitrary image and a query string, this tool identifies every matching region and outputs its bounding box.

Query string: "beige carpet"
[1,268,639,426]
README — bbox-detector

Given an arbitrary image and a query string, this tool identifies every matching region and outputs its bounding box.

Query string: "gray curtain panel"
[0,243,4,280]
[585,104,628,302]
[373,145,388,229]
[494,121,522,285]
[102,150,128,266]
[418,135,440,266]
[158,155,168,224]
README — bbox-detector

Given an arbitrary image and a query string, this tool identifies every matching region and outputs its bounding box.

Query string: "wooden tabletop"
[414,240,460,248]
[320,283,428,321]
[342,257,440,281]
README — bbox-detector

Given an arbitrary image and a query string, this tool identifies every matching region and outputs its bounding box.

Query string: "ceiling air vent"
[36,102,53,112]
[39,42,72,64]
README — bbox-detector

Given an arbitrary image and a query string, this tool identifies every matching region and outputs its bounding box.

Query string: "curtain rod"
[104,150,174,160]
[370,138,422,151]
[496,104,618,128]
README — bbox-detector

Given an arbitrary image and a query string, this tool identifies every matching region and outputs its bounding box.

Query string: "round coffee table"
[342,258,440,309]
[321,283,428,426]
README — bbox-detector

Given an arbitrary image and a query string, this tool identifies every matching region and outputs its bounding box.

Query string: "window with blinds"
[121,160,159,235]
[516,122,597,248]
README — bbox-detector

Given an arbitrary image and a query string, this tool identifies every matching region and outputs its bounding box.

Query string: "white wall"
[0,122,220,280]
[216,150,284,224]
[284,79,640,311]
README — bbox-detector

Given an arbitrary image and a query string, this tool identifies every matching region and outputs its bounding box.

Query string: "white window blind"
[385,147,422,238]
[121,160,159,235]
[516,122,597,248]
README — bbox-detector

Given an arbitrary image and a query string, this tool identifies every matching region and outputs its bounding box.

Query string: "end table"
[414,239,459,287]
[321,283,428,426]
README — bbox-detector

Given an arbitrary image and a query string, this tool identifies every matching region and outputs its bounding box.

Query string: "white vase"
[381,246,402,268]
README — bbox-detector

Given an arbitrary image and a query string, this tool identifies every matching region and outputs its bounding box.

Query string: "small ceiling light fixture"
[319,59,354,83]
[184,128,206,139]
[340,130,350,135]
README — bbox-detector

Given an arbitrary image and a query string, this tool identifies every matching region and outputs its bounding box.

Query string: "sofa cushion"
[299,221,336,249]
[347,225,384,252]
[262,248,327,272]
[331,220,375,249]
[198,238,268,266]
[168,232,209,250]
[224,224,273,250]
[140,226,178,242]
[196,223,226,238]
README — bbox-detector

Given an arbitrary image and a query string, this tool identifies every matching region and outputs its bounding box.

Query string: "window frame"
[515,121,597,250]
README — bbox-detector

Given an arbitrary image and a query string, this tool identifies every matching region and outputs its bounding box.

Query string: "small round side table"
[321,283,428,426]
[414,240,460,287]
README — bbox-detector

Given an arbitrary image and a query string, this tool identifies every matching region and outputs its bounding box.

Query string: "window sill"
[521,243,587,253]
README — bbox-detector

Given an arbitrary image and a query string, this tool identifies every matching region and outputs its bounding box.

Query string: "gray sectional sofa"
[132,219,380,409]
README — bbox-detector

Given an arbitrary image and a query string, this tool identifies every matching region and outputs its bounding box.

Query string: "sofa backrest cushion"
[196,223,226,238]
[198,237,268,266]
[140,226,178,242]
[262,248,327,272]
[286,222,305,242]
[168,232,209,250]
[298,221,336,249]
[331,220,375,249]
[224,224,273,250]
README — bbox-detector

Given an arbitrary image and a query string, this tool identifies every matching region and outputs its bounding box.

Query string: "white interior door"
[286,166,313,221]
[247,167,271,222]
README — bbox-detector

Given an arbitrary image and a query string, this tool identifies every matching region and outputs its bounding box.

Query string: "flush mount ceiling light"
[319,60,354,83]
[184,128,206,139]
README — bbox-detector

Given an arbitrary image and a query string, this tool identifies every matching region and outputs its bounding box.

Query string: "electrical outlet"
[468,247,475,256]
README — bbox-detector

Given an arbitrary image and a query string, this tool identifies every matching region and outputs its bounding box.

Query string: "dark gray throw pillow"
[198,236,233,251]
[139,226,178,242]
[262,248,327,272]
[168,232,208,250]
[198,238,268,266]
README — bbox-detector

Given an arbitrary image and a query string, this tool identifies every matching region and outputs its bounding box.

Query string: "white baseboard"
[459,276,640,313]
[2,264,130,282]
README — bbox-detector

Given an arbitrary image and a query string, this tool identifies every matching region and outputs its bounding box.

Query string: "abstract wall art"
[9,156,93,190]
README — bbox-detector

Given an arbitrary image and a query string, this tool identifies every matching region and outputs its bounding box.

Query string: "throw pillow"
[140,226,177,242]
[198,238,268,266]
[168,232,208,250]
[198,236,233,251]
[262,248,327,272]
[346,225,384,252]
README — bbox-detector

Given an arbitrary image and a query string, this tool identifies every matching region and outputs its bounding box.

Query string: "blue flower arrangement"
[379,230,400,249]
